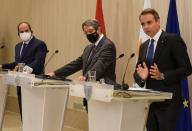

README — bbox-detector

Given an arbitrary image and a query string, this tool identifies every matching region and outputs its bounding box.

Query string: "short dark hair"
[82,19,100,31]
[17,22,33,35]
[139,8,160,21]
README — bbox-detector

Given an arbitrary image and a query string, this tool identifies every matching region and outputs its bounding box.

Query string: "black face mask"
[86,32,99,43]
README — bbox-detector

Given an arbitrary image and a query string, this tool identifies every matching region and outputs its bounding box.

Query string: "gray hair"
[82,19,100,30]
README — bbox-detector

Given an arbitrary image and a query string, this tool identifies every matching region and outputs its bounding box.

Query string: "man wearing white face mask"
[0,22,47,119]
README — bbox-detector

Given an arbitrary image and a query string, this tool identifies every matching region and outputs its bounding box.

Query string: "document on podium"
[128,87,162,93]
[113,87,172,100]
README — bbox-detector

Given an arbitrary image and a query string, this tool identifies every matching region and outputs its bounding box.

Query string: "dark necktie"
[21,43,27,57]
[87,45,96,64]
[146,39,155,65]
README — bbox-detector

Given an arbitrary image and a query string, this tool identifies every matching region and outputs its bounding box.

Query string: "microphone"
[44,50,59,71]
[110,53,124,67]
[36,49,71,81]
[103,53,125,86]
[116,53,124,60]
[0,45,5,49]
[121,53,135,90]
[109,53,124,65]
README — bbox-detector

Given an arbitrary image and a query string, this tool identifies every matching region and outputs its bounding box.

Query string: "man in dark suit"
[48,19,116,83]
[0,22,47,118]
[134,8,192,131]
[47,19,116,110]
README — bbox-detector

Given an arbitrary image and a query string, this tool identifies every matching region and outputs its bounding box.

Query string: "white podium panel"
[22,86,69,131]
[4,71,70,131]
[70,82,113,102]
[87,90,172,131]
[88,100,149,131]
[0,73,8,129]
[70,82,172,131]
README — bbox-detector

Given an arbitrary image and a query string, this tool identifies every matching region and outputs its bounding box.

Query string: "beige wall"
[0,0,192,110]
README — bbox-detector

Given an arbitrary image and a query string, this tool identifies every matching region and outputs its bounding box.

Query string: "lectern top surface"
[113,89,172,101]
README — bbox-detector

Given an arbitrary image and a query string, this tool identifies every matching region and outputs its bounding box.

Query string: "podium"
[0,72,8,129]
[3,71,172,131]
[4,71,69,131]
[70,82,172,131]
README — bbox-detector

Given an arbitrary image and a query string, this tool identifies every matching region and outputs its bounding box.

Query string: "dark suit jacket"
[2,36,47,75]
[54,36,116,83]
[134,31,192,101]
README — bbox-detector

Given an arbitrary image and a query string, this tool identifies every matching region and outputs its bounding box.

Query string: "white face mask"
[19,32,32,42]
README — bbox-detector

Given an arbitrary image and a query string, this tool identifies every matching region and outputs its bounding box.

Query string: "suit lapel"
[94,37,104,54]
[21,37,35,59]
[85,37,105,70]
[85,44,94,63]
[153,32,167,62]
[141,39,150,61]
[83,44,95,72]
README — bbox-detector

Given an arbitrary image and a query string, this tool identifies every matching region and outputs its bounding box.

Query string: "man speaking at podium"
[0,22,47,119]
[134,8,192,131]
[48,19,116,84]
[47,19,116,110]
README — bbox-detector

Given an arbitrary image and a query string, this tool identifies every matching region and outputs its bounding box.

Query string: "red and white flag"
[95,0,106,35]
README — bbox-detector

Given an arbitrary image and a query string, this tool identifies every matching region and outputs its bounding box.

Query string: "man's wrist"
[160,73,165,80]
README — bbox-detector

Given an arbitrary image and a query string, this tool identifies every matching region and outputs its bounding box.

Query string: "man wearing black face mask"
[48,19,116,84]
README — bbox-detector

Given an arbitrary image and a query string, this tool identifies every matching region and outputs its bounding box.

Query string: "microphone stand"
[41,50,59,76]
[44,50,59,68]
[121,53,135,90]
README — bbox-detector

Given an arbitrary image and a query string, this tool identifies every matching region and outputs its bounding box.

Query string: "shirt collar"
[94,34,104,47]
[150,29,162,42]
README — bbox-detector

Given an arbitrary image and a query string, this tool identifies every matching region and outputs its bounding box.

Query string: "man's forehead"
[83,25,95,30]
[19,23,29,29]
[140,14,155,20]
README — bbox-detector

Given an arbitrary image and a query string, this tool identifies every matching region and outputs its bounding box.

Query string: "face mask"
[86,32,99,43]
[19,32,32,42]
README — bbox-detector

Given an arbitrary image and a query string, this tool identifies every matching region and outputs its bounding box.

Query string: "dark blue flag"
[166,0,192,131]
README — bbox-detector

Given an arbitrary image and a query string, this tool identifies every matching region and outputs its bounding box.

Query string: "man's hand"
[149,63,162,80]
[136,62,149,81]
[47,72,56,77]
[78,75,86,81]
[14,66,18,71]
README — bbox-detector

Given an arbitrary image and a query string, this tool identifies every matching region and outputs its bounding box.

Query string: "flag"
[95,0,106,35]
[166,0,192,131]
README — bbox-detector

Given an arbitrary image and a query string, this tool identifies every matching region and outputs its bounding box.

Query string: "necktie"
[146,39,155,65]
[87,45,96,64]
[21,43,27,57]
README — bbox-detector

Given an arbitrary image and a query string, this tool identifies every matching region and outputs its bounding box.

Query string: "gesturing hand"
[149,63,162,80]
[136,62,149,81]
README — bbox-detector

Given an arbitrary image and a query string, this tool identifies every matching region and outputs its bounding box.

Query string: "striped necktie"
[146,39,155,65]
